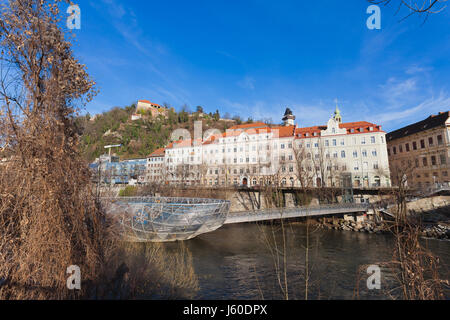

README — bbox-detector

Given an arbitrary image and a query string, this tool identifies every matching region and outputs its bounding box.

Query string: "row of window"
[398,153,447,168]
[389,134,444,156]
[166,148,381,164]
[166,135,385,156]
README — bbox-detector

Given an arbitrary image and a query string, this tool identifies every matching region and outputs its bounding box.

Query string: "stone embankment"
[314,216,450,240]
[421,224,450,240]
[317,217,388,234]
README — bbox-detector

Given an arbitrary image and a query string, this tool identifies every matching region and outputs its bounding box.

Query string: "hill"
[76,104,241,162]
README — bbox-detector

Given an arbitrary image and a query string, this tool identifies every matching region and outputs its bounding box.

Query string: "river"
[164,222,450,299]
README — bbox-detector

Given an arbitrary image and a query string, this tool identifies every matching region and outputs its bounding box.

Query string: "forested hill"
[76,104,245,162]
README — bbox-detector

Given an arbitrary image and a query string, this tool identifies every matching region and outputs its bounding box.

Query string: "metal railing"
[228,203,369,217]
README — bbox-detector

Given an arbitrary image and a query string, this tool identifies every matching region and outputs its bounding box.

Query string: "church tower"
[333,102,342,123]
[282,107,295,126]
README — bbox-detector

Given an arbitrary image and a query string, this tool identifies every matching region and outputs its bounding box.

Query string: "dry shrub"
[354,174,448,300]
[97,242,199,299]
[0,0,200,300]
[0,0,109,299]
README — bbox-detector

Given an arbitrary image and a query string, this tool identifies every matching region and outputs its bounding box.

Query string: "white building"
[158,107,390,188]
[146,147,166,183]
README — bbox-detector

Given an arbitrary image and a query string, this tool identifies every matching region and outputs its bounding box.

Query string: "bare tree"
[293,141,315,190]
[0,0,110,299]
[368,0,448,22]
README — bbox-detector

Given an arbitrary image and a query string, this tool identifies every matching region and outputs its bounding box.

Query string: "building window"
[431,156,437,166]
[437,135,443,145]
[393,146,397,155]
[372,150,377,157]
[325,140,329,146]
[371,136,375,143]
[353,151,358,158]
[428,137,433,146]
[420,140,425,148]
[412,141,417,150]
[362,150,368,157]
[399,145,403,153]
[440,154,447,165]
[341,151,346,158]
[422,157,428,167]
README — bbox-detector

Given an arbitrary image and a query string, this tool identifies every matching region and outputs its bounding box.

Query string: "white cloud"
[405,65,433,75]
[237,76,255,90]
[379,77,418,107]
[371,91,450,124]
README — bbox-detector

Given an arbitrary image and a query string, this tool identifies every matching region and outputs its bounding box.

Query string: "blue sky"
[71,0,450,132]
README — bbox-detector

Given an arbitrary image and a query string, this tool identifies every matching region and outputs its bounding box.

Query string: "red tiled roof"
[294,126,326,138]
[166,138,203,149]
[270,125,296,138]
[295,121,382,138]
[148,147,165,157]
[228,122,268,130]
[138,100,162,108]
[164,120,383,148]
[340,121,383,134]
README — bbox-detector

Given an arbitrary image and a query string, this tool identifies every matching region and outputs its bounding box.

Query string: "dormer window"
[332,128,336,133]
[359,127,364,132]
[350,129,355,133]
[369,127,374,131]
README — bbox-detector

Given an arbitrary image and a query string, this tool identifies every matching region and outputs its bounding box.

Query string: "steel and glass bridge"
[102,197,369,242]
[225,203,369,225]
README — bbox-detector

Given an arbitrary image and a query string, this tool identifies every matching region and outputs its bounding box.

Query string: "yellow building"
[386,111,450,188]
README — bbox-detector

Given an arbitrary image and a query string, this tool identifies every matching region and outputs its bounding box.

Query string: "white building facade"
[158,108,391,188]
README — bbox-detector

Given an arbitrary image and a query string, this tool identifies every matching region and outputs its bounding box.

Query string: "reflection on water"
[163,223,450,299]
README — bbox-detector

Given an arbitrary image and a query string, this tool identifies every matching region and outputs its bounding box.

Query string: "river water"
[165,222,450,300]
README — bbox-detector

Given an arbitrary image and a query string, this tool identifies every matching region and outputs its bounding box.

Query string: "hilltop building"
[132,99,168,120]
